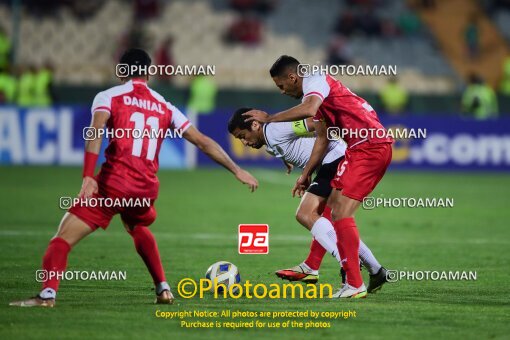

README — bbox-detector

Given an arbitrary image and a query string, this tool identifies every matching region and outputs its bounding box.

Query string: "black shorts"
[306,157,343,198]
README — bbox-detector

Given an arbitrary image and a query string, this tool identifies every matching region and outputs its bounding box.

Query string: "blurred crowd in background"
[0,0,509,119]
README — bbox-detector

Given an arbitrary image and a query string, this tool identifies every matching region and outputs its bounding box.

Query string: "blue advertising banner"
[197,109,510,171]
[381,117,510,171]
[0,106,187,168]
[1,106,509,171]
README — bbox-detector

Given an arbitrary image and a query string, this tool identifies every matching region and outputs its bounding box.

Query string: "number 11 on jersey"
[130,111,159,161]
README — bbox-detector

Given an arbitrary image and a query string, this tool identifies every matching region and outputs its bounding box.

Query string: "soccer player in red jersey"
[228,110,388,293]
[10,49,258,307]
[244,56,392,298]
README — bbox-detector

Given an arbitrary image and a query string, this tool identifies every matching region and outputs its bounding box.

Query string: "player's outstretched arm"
[78,110,109,199]
[243,96,322,124]
[292,120,329,197]
[183,126,259,192]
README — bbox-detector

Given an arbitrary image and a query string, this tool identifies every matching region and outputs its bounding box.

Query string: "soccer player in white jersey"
[228,108,388,293]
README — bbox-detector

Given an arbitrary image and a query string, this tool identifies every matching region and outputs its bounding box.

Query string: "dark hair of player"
[228,107,254,133]
[269,55,300,77]
[119,48,152,78]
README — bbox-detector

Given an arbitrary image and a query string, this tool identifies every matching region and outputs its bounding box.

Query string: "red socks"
[303,206,332,271]
[129,226,166,285]
[41,237,71,292]
[304,239,326,270]
[333,217,363,287]
[40,227,166,293]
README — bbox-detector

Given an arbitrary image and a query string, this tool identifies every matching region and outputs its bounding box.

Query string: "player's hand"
[284,162,294,175]
[243,109,270,123]
[292,174,310,198]
[234,169,259,192]
[78,176,98,199]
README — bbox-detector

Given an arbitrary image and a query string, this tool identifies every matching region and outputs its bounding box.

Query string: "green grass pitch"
[1,166,509,339]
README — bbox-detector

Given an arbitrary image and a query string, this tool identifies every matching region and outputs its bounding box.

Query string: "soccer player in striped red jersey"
[244,56,392,298]
[10,49,258,307]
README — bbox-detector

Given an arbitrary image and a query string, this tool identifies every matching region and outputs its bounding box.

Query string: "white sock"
[310,217,341,263]
[300,262,312,272]
[156,281,170,295]
[359,240,382,275]
[39,288,56,299]
[299,262,318,274]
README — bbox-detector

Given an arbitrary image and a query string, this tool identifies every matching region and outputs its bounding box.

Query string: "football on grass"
[205,261,241,293]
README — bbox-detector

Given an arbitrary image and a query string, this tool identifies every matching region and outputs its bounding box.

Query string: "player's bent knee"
[295,208,318,230]
[54,213,95,247]
[295,211,308,228]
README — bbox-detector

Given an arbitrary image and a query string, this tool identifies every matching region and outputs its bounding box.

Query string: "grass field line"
[1,229,508,245]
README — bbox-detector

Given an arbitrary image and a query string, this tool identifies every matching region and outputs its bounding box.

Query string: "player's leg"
[9,213,95,307]
[328,189,366,298]
[298,159,345,276]
[276,191,344,283]
[299,199,330,274]
[358,240,389,293]
[329,189,389,294]
[296,193,341,262]
[303,157,387,291]
[277,160,343,283]
[295,192,326,229]
[329,143,393,298]
[275,193,329,283]
[121,209,173,304]
[358,240,381,276]
[304,205,333,269]
[318,205,385,291]
[298,161,343,266]
[305,237,327,272]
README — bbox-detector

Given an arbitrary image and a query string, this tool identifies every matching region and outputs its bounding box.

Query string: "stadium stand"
[0,0,507,95]
[417,0,509,89]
